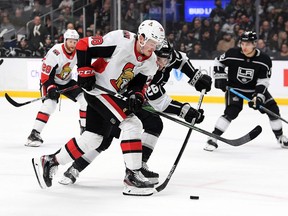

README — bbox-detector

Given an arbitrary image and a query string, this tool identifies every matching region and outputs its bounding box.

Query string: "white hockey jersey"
[76,30,158,95]
[41,43,77,87]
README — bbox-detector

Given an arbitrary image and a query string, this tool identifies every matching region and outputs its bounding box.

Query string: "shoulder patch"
[53,49,60,56]
[123,30,130,39]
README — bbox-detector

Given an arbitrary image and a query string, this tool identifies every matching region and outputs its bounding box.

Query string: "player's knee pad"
[120,115,143,140]
[76,131,104,152]
[41,99,57,115]
[76,92,87,111]
[224,105,242,120]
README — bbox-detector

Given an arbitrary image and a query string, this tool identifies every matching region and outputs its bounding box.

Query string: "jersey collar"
[61,44,76,59]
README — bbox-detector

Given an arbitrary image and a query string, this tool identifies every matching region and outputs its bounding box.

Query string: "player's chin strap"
[154,89,206,194]
[229,87,288,124]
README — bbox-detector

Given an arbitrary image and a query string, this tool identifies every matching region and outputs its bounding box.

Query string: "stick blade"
[229,125,262,146]
[4,93,22,107]
[249,125,262,140]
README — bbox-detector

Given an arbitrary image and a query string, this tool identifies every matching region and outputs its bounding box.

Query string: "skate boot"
[140,162,159,185]
[277,135,288,149]
[204,137,218,152]
[58,165,79,185]
[32,155,58,189]
[123,168,154,196]
[26,129,43,147]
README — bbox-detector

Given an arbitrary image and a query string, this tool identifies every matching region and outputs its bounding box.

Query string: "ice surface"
[0,97,287,216]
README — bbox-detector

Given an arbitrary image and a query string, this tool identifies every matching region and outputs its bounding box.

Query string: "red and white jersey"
[77,30,158,95]
[41,43,77,87]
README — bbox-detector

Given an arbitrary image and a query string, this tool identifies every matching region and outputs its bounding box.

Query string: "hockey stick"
[229,87,288,124]
[154,89,206,194]
[93,83,262,146]
[5,85,79,107]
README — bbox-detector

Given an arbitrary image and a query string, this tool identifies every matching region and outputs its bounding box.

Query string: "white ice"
[0,97,287,216]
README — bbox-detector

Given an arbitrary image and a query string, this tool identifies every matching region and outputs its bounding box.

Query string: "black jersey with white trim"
[215,47,272,94]
[145,49,197,101]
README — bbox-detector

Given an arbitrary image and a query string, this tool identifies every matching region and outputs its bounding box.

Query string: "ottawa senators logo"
[111,63,135,91]
[57,62,72,80]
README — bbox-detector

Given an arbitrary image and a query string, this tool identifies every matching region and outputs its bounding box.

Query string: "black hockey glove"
[214,73,227,92]
[47,85,60,100]
[248,94,264,110]
[77,67,96,91]
[188,70,212,92]
[127,91,144,113]
[179,103,204,124]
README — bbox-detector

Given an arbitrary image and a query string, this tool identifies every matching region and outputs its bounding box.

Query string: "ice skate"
[32,155,58,189]
[26,129,43,147]
[58,165,79,185]
[204,137,218,152]
[140,162,159,185]
[277,135,288,149]
[123,168,154,196]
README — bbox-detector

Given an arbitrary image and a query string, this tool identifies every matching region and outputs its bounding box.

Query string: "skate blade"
[31,158,47,189]
[25,140,42,147]
[58,176,74,185]
[122,183,154,196]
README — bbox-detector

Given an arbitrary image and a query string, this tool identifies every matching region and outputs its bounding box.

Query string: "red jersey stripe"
[102,94,127,119]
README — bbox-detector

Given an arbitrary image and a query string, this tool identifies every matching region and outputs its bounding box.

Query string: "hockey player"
[26,29,87,147]
[58,39,212,186]
[205,31,288,151]
[32,20,166,196]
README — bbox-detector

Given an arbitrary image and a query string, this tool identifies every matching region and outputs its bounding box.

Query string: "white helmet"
[64,29,79,41]
[138,20,165,45]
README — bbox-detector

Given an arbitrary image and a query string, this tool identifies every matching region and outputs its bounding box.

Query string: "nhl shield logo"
[237,67,254,84]
[173,69,183,81]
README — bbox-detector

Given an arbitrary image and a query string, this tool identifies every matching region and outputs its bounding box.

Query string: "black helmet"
[240,31,257,42]
[154,39,172,58]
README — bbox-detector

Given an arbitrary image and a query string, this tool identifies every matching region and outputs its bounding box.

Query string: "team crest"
[57,62,72,80]
[237,67,254,84]
[110,63,135,92]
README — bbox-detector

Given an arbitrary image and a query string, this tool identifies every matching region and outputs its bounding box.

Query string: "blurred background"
[0,0,288,60]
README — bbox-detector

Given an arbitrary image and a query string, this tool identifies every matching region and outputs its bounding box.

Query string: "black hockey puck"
[190,195,199,200]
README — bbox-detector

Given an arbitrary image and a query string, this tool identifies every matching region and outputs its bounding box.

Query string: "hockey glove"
[248,94,264,110]
[179,103,204,124]
[191,72,212,93]
[47,85,60,100]
[127,91,144,113]
[77,67,96,91]
[214,73,227,92]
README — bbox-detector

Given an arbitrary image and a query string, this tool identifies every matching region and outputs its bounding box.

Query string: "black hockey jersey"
[146,49,197,100]
[214,47,272,95]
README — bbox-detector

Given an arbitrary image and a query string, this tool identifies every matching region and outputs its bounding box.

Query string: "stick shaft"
[229,87,288,124]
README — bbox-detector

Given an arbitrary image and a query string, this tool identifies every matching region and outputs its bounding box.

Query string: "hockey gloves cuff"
[77,67,96,91]
[179,103,204,124]
[248,94,264,110]
[189,70,212,92]
[47,85,60,100]
[127,91,144,113]
[214,73,227,92]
